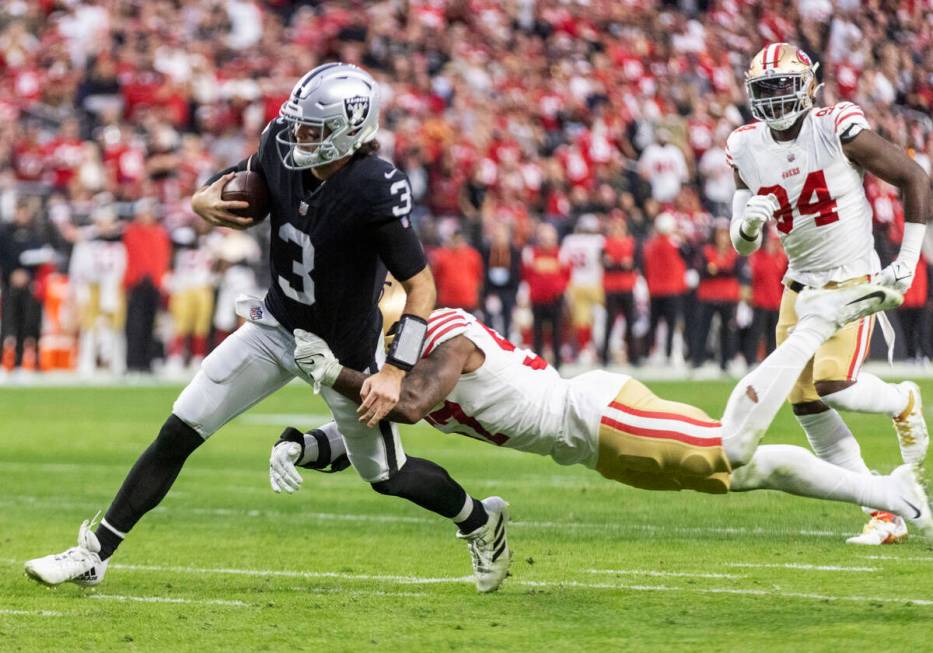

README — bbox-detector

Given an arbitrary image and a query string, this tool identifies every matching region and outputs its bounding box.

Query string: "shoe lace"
[53,546,94,567]
[894,418,918,446]
[464,530,493,573]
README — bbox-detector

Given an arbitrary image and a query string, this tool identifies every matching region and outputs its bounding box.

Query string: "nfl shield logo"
[249,305,264,321]
[344,95,370,128]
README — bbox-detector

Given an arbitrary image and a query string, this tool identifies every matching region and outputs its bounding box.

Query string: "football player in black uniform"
[25,64,511,593]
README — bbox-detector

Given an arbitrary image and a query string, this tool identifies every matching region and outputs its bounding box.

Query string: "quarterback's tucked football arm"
[191,163,270,230]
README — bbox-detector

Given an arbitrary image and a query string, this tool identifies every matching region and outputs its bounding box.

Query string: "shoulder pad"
[725,123,760,167]
[422,309,475,358]
[829,102,870,139]
[360,159,413,222]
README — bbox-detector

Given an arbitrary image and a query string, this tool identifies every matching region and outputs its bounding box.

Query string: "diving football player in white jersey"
[269,281,931,556]
[727,43,932,544]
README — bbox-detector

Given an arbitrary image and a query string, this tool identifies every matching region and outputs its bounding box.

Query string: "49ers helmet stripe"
[762,43,783,70]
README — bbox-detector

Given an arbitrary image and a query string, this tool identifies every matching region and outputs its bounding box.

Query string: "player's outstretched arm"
[844,130,932,291]
[337,338,471,424]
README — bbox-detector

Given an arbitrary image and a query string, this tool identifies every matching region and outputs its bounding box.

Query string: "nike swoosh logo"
[846,290,886,306]
[384,169,397,179]
[902,497,922,520]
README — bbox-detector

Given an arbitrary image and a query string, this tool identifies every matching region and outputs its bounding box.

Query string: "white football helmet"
[276,62,380,170]
[745,43,820,131]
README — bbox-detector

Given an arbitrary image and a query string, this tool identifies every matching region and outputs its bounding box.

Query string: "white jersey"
[638,143,688,203]
[420,308,625,468]
[559,233,605,287]
[171,238,216,292]
[68,236,127,313]
[726,103,879,287]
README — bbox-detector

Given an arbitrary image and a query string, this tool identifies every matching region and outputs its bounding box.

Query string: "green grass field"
[2,380,932,652]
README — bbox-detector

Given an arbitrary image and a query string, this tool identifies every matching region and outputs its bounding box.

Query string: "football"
[221,170,270,223]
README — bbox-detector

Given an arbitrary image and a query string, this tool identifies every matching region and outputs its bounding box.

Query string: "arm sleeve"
[729,189,761,255]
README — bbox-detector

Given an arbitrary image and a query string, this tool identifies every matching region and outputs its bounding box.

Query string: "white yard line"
[0,609,66,617]
[291,587,429,598]
[585,569,744,579]
[861,555,933,562]
[87,594,247,607]
[0,493,852,539]
[4,559,930,607]
[108,563,933,606]
[112,563,472,585]
[725,563,877,572]
[236,413,332,426]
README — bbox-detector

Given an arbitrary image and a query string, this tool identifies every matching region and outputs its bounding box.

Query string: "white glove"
[741,193,779,237]
[874,259,915,293]
[269,441,304,494]
[293,329,343,393]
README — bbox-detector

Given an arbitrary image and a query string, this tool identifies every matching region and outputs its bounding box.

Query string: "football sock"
[796,409,871,474]
[731,444,903,514]
[454,496,490,534]
[95,519,125,559]
[96,414,204,560]
[298,423,349,471]
[720,315,835,464]
[191,335,207,358]
[820,373,909,417]
[370,456,487,531]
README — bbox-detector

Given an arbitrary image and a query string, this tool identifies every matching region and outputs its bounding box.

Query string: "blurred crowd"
[1,0,932,377]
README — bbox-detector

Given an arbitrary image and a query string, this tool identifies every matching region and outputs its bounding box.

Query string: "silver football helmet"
[276,63,380,170]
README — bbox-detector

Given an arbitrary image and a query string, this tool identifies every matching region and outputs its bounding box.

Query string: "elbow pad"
[730,189,761,255]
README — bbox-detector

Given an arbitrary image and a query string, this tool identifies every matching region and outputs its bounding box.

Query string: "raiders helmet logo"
[344,95,370,128]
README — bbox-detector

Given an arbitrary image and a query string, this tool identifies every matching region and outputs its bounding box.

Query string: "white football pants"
[172,319,405,482]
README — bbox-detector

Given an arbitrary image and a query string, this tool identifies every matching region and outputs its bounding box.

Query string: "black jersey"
[249,119,426,371]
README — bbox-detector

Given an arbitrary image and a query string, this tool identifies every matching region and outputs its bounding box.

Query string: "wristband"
[386,313,428,371]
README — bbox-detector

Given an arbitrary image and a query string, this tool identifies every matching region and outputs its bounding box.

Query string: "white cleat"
[796,283,903,328]
[457,496,511,593]
[845,510,908,546]
[893,381,929,468]
[24,517,109,587]
[889,463,933,539]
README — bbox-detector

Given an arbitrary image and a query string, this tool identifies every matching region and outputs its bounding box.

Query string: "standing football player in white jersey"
[727,43,932,544]
[560,214,606,362]
[270,282,932,549]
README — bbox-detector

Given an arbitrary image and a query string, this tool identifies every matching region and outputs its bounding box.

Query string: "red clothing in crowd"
[123,222,171,290]
[749,247,787,310]
[642,235,686,297]
[903,257,928,309]
[697,245,741,303]
[602,235,637,293]
[432,243,484,310]
[523,245,569,304]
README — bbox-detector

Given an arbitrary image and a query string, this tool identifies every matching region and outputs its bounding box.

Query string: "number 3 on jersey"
[758,170,839,234]
[277,223,315,305]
